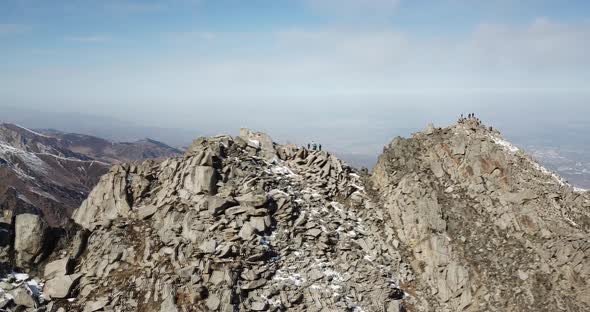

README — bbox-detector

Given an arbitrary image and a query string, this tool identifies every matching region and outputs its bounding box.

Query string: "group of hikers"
[458,113,495,131]
[458,113,482,126]
[307,142,322,151]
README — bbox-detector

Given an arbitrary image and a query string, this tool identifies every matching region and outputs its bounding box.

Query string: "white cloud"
[3,18,589,107]
[464,18,590,71]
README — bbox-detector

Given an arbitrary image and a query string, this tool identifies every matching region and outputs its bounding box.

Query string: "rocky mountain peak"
[1,123,589,312]
[56,129,408,311]
[372,119,590,311]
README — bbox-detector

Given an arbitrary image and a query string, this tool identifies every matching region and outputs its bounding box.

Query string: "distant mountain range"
[0,123,182,226]
[0,105,199,147]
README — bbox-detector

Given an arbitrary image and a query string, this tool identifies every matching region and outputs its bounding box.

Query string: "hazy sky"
[1,1,589,158]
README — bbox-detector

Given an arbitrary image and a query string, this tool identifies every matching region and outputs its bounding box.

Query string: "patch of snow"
[488,134,577,189]
[351,305,367,312]
[273,270,306,286]
[35,152,109,165]
[263,295,282,307]
[0,143,47,178]
[330,202,343,212]
[271,165,298,177]
[260,237,271,248]
[14,124,50,138]
[26,280,42,297]
[574,187,587,193]
[329,284,342,291]
[528,158,568,186]
[351,183,365,191]
[29,187,60,202]
[349,173,360,179]
[314,261,345,283]
[489,135,520,153]
[564,217,579,227]
[13,273,29,281]
[17,194,34,205]
[248,139,260,148]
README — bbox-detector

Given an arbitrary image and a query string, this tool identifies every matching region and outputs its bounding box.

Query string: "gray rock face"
[44,274,82,299]
[51,131,408,311]
[73,165,131,230]
[43,274,82,299]
[83,298,110,312]
[44,257,73,279]
[372,121,590,311]
[239,128,277,160]
[11,287,37,308]
[183,165,218,195]
[14,213,47,267]
[11,123,587,312]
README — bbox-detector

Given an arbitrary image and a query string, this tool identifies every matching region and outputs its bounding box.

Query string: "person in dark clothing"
[319,144,322,151]
[307,143,310,149]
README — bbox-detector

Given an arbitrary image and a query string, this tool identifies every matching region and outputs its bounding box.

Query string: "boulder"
[11,287,37,308]
[206,294,221,310]
[14,213,47,267]
[137,205,158,220]
[44,274,82,299]
[235,193,268,207]
[83,298,110,312]
[73,166,131,230]
[44,257,73,279]
[239,128,276,160]
[184,166,218,195]
[207,196,237,215]
[160,295,179,312]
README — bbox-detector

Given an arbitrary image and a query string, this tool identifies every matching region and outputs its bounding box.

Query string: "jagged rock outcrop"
[35,129,409,311]
[14,213,48,268]
[371,119,590,311]
[0,122,183,282]
[2,122,588,312]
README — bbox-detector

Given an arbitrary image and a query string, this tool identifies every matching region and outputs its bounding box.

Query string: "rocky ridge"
[371,119,590,311]
[1,120,588,311]
[2,129,409,311]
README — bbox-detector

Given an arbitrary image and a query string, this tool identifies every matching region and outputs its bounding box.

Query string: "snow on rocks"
[489,134,520,153]
[37,130,408,311]
[0,143,48,179]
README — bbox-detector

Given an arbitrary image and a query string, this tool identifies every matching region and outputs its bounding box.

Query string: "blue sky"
[1,0,590,150]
